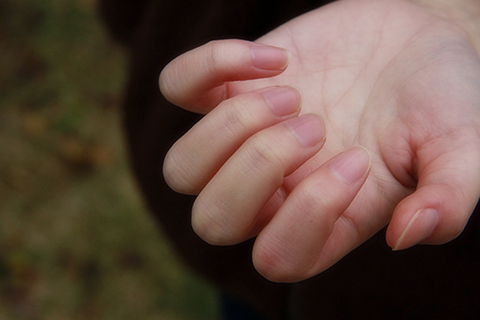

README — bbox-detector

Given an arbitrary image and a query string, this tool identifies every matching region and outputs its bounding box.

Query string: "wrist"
[407,0,480,54]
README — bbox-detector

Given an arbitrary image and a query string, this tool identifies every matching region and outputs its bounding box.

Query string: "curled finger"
[163,86,302,194]
[159,39,291,113]
[192,114,327,245]
[252,147,371,282]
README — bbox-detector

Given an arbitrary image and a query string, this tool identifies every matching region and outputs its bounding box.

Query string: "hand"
[160,0,480,282]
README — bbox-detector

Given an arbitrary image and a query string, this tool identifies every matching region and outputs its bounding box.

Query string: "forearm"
[407,0,480,54]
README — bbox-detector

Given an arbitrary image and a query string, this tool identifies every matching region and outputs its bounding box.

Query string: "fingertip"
[389,208,439,251]
[387,180,476,251]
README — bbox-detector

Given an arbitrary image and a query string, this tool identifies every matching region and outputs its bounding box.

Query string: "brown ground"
[0,1,218,319]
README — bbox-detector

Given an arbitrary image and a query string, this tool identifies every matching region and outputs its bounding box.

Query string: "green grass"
[0,0,220,319]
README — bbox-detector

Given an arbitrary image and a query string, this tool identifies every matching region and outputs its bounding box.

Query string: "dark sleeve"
[97,0,152,46]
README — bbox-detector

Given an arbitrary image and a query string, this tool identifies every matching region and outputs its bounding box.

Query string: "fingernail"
[285,114,326,147]
[329,147,371,185]
[393,208,438,251]
[251,45,290,70]
[263,87,301,117]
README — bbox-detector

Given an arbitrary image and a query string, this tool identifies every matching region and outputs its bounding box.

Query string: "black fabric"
[98,1,480,319]
[221,291,270,320]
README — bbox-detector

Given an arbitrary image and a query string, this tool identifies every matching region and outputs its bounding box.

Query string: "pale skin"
[160,0,480,282]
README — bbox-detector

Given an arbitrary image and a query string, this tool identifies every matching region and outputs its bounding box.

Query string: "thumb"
[386,131,480,250]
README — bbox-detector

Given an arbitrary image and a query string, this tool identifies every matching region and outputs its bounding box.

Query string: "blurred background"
[0,0,219,319]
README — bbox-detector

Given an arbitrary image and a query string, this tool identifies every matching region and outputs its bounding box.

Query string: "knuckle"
[217,95,259,134]
[204,39,249,77]
[162,148,200,195]
[191,196,244,245]
[206,40,229,74]
[253,246,296,282]
[436,185,472,240]
[294,181,331,215]
[243,135,285,173]
[337,214,363,243]
[442,210,468,241]
[159,63,182,105]
[253,241,310,283]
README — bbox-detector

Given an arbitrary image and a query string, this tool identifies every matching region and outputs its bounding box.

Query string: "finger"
[159,39,290,113]
[163,86,302,195]
[192,114,327,246]
[252,147,371,283]
[386,132,480,250]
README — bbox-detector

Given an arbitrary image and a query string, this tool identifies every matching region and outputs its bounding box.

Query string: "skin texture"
[160,0,480,282]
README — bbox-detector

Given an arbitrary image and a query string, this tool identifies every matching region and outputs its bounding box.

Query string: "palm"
[223,0,480,264]
[161,0,480,280]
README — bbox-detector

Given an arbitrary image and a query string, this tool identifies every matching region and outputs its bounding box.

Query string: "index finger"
[159,39,291,113]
